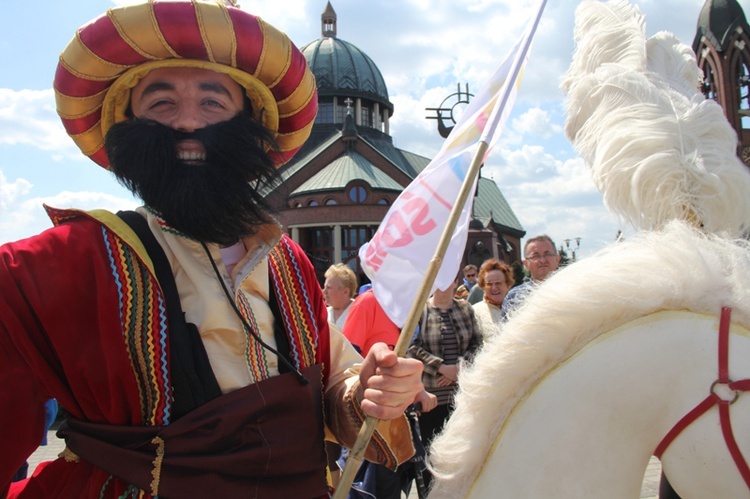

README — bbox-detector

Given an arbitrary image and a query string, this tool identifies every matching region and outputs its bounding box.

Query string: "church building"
[693,0,750,164]
[265,2,526,283]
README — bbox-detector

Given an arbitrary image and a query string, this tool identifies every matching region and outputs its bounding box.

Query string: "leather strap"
[116,210,222,420]
[654,307,750,489]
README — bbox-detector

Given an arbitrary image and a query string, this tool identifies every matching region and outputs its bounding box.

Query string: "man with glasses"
[501,235,561,320]
[454,264,479,300]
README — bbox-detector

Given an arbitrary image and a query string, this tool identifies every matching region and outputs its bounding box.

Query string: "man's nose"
[171,105,205,132]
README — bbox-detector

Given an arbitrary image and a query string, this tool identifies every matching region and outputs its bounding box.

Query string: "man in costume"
[0,1,423,497]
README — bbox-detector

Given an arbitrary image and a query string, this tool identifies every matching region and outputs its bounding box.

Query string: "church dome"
[301,37,393,112]
[300,2,394,126]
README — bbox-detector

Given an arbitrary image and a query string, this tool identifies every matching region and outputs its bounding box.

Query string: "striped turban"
[54,0,318,168]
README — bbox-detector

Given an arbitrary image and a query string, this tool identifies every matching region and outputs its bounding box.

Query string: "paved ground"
[640,456,662,499]
[24,423,66,478]
[25,424,662,497]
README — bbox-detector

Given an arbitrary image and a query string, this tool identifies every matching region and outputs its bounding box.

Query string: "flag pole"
[333,3,546,496]
[334,141,490,499]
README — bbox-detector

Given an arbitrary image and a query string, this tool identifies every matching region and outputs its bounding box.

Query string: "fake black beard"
[105,113,280,246]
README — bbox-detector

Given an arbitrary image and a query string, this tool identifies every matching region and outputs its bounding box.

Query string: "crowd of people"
[321,233,562,496]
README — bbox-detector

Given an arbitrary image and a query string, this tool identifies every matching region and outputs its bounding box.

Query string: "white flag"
[359,0,547,327]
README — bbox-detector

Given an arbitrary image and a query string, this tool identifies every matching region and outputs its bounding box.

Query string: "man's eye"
[148,99,172,110]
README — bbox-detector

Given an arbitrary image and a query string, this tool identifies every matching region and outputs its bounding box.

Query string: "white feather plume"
[562,0,750,236]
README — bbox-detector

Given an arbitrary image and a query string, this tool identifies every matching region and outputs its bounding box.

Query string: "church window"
[336,104,347,124]
[341,226,377,262]
[700,58,719,102]
[736,51,750,128]
[316,102,334,124]
[348,185,367,203]
[360,106,372,127]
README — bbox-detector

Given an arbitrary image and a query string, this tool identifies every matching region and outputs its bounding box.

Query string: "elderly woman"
[472,259,515,338]
[323,264,358,330]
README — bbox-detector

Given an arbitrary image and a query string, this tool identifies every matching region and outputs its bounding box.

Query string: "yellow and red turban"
[54,0,317,169]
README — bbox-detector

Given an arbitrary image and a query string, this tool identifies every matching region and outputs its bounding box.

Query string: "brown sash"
[58,365,328,498]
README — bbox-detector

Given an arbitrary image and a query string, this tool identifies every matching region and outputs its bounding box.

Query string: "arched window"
[699,58,719,102]
[325,198,338,205]
[308,200,319,207]
[378,198,389,205]
[736,51,750,128]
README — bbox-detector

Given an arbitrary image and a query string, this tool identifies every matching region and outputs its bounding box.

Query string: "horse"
[427,221,750,498]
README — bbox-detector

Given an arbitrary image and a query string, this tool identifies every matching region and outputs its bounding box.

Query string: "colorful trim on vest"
[267,237,319,370]
[344,388,399,471]
[45,205,80,227]
[235,291,273,382]
[100,226,173,426]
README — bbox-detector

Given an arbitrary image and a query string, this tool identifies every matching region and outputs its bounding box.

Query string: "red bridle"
[654,307,750,489]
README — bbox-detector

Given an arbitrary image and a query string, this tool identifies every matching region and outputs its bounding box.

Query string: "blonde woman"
[323,264,358,330]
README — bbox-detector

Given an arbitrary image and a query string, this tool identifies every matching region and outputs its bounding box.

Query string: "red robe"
[0,208,334,498]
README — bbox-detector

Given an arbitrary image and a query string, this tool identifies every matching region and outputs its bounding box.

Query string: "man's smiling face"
[130,67,246,165]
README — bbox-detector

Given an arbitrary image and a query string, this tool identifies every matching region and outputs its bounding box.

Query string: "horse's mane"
[428,221,750,498]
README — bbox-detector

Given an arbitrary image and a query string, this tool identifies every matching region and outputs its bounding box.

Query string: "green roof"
[279,126,428,186]
[472,177,524,233]
[291,151,403,195]
[398,149,432,174]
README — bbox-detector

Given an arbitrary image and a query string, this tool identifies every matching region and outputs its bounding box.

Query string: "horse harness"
[654,307,750,489]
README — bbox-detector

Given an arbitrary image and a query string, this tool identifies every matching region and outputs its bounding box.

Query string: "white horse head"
[428,222,750,497]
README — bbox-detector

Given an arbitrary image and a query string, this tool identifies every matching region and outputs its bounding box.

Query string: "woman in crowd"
[472,258,515,338]
[321,263,358,487]
[406,276,483,491]
[323,263,358,330]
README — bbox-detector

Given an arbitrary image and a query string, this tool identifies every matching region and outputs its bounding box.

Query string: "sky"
[0,0,743,258]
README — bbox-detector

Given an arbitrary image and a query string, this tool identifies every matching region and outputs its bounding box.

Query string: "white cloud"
[0,89,81,161]
[512,107,563,138]
[0,169,32,213]
[0,173,138,245]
